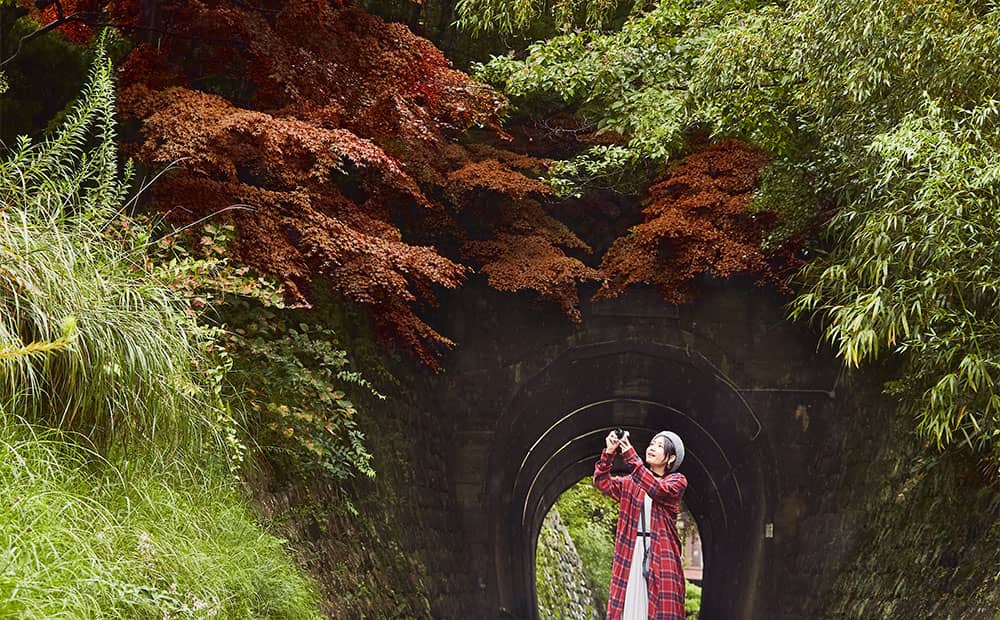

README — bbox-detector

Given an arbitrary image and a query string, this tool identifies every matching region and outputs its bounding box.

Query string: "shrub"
[0,35,219,455]
[0,35,324,619]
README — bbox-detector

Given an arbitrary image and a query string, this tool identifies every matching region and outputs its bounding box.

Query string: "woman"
[593,429,688,620]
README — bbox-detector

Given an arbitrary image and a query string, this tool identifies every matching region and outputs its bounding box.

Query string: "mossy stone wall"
[534,509,602,620]
[249,365,486,619]
[810,385,1000,620]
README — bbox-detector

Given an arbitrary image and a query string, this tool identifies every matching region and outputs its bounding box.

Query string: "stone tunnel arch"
[487,341,779,620]
[435,285,838,619]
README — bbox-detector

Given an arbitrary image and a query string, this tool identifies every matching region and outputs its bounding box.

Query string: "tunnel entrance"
[438,285,837,619]
[487,341,776,619]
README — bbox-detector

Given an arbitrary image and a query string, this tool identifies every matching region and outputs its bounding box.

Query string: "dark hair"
[663,437,676,457]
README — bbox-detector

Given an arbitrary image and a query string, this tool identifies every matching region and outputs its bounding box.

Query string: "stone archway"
[435,283,839,619]
[487,341,777,619]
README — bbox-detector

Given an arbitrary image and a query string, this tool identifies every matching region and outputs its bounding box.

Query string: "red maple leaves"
[25,1,795,366]
[109,0,593,366]
[597,141,794,303]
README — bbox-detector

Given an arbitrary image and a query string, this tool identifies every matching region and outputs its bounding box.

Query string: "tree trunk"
[137,0,160,46]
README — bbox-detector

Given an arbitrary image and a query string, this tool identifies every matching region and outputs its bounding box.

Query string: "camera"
[614,428,626,439]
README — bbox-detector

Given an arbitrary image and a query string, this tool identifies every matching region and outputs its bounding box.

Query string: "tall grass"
[0,421,322,619]
[0,37,325,619]
[0,36,212,453]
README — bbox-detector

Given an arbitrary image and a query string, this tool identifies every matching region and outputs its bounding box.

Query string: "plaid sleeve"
[593,450,624,502]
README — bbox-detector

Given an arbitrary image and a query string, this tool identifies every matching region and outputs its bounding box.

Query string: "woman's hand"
[604,431,620,454]
[618,434,642,468]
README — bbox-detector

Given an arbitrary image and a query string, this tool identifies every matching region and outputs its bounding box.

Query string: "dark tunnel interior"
[486,341,778,619]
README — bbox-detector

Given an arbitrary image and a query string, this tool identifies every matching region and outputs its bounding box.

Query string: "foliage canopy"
[11,0,999,464]
[471,0,1000,463]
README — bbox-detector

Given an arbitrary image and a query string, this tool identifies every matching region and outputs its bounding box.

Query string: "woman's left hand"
[618,433,633,453]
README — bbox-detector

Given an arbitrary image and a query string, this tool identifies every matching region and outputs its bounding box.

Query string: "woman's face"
[645,436,672,469]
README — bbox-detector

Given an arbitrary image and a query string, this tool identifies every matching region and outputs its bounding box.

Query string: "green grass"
[0,36,217,455]
[0,37,325,619]
[0,422,322,619]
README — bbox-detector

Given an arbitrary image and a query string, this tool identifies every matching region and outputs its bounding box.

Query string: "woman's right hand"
[605,431,620,454]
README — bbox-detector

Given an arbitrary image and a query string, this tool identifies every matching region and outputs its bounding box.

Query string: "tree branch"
[1,11,96,68]
[0,12,248,69]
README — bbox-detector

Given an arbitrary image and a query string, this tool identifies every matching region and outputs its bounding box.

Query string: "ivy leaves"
[151,220,382,482]
[232,319,381,481]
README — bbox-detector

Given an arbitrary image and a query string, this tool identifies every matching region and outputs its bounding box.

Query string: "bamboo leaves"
[797,97,1000,459]
[474,0,1000,465]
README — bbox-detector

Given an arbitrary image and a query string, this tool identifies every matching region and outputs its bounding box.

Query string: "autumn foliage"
[22,1,792,366]
[597,141,792,303]
[60,0,592,366]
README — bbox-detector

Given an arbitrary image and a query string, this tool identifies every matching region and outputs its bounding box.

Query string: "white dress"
[622,493,653,620]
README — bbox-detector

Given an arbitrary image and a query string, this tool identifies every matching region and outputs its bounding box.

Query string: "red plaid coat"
[593,446,688,620]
